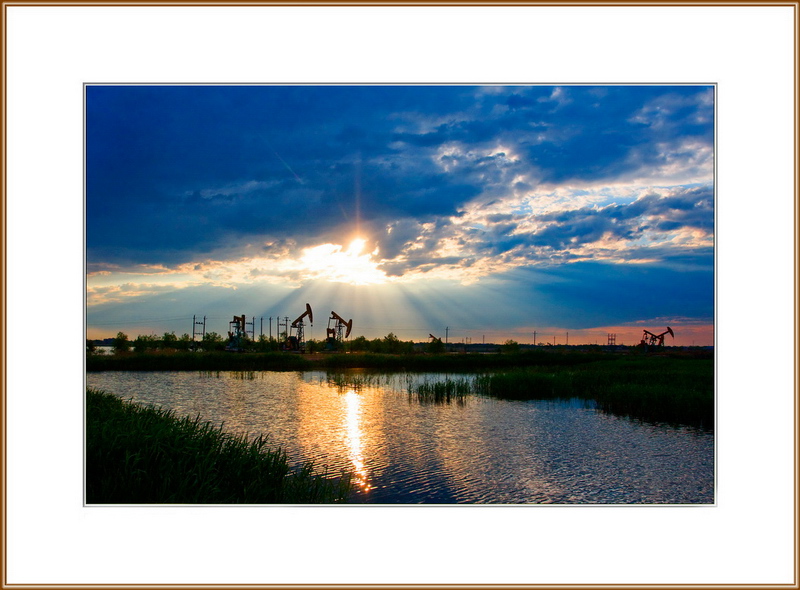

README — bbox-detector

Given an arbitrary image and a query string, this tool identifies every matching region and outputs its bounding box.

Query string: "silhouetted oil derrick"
[226,314,247,351]
[326,310,353,350]
[639,327,674,351]
[285,304,312,352]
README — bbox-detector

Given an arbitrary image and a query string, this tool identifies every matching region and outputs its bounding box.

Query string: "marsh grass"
[324,371,387,392]
[410,378,471,405]
[86,389,351,504]
[473,358,713,429]
[87,351,312,372]
[326,371,471,405]
[87,348,647,373]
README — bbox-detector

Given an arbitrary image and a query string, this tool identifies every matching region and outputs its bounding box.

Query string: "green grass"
[86,388,351,504]
[410,378,471,405]
[470,357,713,429]
[87,350,313,372]
[385,355,714,428]
[324,371,388,392]
[88,347,688,372]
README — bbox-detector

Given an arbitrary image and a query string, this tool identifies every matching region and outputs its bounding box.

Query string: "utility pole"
[445,326,449,344]
[246,315,255,341]
[533,331,537,346]
[193,315,206,344]
[566,332,569,346]
[269,316,273,340]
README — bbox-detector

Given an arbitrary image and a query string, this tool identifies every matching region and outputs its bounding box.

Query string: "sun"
[298,237,386,285]
[347,238,367,255]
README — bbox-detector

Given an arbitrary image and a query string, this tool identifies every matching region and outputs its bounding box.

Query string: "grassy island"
[86,389,351,504]
[470,357,712,429]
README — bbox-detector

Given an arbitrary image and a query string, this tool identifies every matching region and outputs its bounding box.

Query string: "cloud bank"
[86,85,714,342]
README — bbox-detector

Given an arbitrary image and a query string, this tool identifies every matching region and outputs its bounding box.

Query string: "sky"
[86,84,715,346]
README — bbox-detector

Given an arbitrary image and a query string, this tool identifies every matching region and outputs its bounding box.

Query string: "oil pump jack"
[226,314,248,352]
[285,303,313,352]
[640,326,674,351]
[326,310,352,350]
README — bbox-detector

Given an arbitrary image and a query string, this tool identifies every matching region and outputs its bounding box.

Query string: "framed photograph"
[5,2,796,587]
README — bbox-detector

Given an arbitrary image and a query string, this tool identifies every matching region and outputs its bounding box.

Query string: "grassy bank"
[468,357,714,429]
[87,347,711,372]
[86,351,313,372]
[86,389,351,504]
[85,349,566,372]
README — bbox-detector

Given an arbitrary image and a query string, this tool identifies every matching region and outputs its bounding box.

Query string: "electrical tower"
[245,316,255,341]
[192,315,206,348]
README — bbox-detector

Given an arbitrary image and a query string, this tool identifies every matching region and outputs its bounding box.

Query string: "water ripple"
[87,370,714,504]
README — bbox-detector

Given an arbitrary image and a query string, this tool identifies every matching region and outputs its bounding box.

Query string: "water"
[86,370,714,504]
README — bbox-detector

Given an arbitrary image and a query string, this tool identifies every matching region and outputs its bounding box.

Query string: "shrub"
[133,334,159,353]
[162,332,178,349]
[201,332,225,351]
[112,332,130,354]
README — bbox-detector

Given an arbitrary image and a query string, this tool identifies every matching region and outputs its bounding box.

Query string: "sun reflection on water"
[344,389,372,492]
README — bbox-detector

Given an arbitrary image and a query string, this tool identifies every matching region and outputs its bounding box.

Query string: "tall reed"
[474,358,713,429]
[410,378,471,405]
[86,389,351,503]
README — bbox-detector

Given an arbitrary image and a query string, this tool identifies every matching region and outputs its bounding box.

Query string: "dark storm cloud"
[380,256,469,278]
[380,219,426,259]
[87,84,713,268]
[516,87,713,184]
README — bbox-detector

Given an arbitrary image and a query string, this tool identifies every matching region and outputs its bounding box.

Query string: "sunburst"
[298,237,386,286]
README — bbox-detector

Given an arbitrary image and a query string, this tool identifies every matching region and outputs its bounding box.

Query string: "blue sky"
[86,85,714,345]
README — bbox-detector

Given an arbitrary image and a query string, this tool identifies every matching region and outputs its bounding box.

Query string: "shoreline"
[87,347,713,373]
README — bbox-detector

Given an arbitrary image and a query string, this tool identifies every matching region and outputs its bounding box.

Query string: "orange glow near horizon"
[503,324,715,347]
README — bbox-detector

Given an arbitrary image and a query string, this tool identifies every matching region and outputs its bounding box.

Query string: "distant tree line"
[88,331,457,355]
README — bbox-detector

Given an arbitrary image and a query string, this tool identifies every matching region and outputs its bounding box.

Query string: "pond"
[86,370,714,504]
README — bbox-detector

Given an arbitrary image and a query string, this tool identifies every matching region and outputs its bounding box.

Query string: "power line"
[88,316,193,326]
